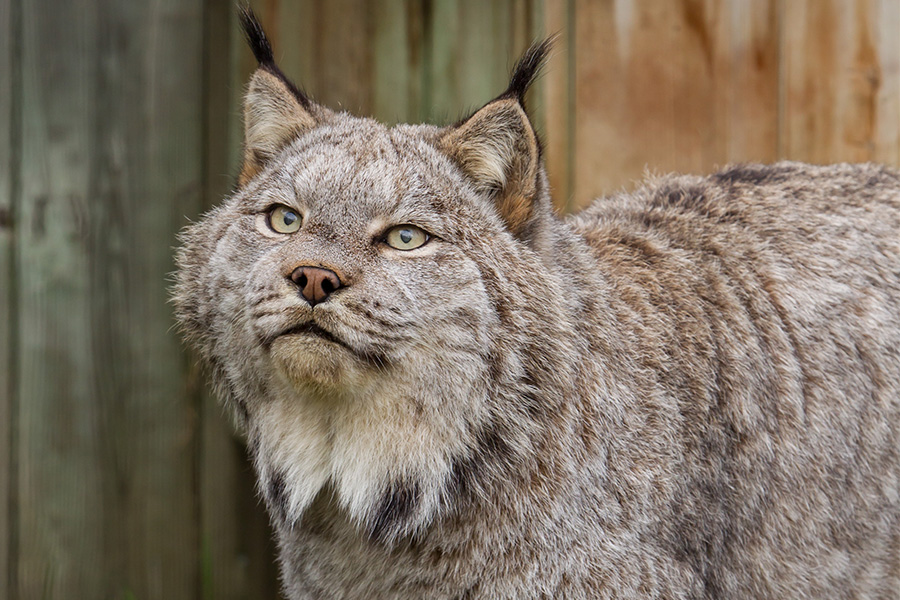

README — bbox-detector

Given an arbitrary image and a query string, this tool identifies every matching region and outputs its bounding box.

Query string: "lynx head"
[173,8,569,542]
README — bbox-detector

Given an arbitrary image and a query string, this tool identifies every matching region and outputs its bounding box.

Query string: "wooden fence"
[2,1,898,598]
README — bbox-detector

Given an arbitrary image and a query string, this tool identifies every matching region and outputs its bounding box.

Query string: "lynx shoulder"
[173,9,900,599]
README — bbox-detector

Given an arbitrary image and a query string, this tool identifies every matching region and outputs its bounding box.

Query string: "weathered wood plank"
[0,0,17,596]
[252,0,542,125]
[569,0,780,207]
[720,0,780,164]
[872,0,900,165]
[15,0,203,597]
[372,0,426,124]
[519,0,547,153]
[16,1,105,593]
[268,0,317,100]
[423,0,461,122]
[426,0,510,122]
[782,0,900,165]
[314,0,375,114]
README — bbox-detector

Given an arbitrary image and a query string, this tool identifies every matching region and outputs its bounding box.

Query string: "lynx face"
[174,11,558,538]
[241,121,502,394]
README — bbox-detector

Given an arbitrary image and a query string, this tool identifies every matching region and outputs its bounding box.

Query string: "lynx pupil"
[385,225,428,250]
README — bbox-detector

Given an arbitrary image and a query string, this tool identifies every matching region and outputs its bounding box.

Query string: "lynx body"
[173,11,900,599]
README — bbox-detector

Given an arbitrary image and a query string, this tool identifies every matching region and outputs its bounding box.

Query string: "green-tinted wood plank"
[425,0,462,122]
[457,1,511,109]
[16,0,203,597]
[16,1,105,593]
[273,0,317,95]
[426,0,538,124]
[200,387,281,600]
[372,0,422,124]
[0,0,17,596]
[204,0,239,208]
[521,0,546,147]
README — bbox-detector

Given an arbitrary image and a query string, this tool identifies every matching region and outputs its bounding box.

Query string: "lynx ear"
[238,7,320,186]
[439,39,552,237]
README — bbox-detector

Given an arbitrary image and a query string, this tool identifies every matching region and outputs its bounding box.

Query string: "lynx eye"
[267,205,302,234]
[385,225,429,251]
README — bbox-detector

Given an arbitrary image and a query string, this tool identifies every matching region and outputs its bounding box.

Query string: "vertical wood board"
[569,0,780,207]
[426,0,539,124]
[15,0,204,597]
[372,0,426,124]
[782,0,900,164]
[0,0,16,596]
[543,0,575,211]
[17,1,105,593]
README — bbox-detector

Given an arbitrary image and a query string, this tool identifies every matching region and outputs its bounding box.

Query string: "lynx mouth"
[274,322,390,370]
[279,322,348,347]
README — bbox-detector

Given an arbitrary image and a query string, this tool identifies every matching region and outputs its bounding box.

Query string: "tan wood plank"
[315,0,374,114]
[570,0,780,208]
[782,0,900,165]
[15,0,203,596]
[543,0,575,211]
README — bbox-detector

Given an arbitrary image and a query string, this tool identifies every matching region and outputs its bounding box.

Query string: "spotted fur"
[173,9,900,599]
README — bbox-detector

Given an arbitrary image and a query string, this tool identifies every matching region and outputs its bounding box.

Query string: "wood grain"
[543,0,575,211]
[427,0,537,123]
[568,0,780,208]
[782,0,900,164]
[0,0,16,596]
[14,0,203,596]
[372,0,426,124]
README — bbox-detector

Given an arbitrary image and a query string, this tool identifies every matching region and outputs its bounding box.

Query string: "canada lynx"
[173,9,900,599]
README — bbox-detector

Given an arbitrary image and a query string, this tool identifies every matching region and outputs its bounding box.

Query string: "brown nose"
[290,266,343,306]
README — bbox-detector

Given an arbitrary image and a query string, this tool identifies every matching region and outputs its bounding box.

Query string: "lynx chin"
[173,8,900,599]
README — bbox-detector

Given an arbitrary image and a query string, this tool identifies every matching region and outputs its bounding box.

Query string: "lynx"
[173,8,900,599]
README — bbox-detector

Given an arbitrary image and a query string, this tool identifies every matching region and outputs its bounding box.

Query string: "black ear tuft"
[237,5,312,110]
[238,5,275,67]
[501,37,555,105]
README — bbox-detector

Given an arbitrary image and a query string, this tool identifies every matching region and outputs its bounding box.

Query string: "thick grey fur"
[172,10,900,599]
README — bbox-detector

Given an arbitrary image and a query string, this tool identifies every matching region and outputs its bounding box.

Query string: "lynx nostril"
[290,266,343,307]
